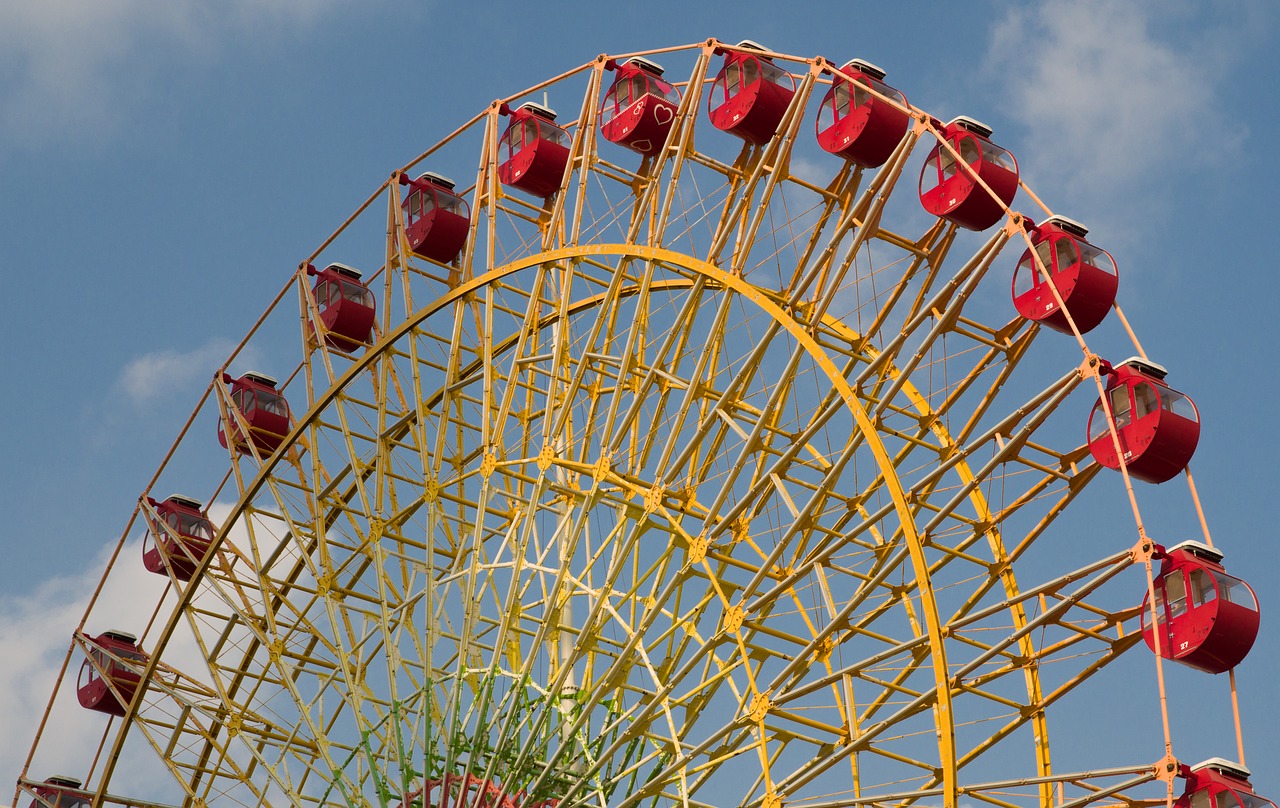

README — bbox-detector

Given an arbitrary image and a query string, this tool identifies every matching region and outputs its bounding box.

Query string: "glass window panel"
[1191,789,1215,808]
[758,59,793,90]
[1189,567,1217,608]
[1165,571,1188,619]
[611,80,629,109]
[1239,793,1277,808]
[981,142,1017,170]
[178,514,213,539]
[835,82,852,117]
[939,149,959,180]
[1142,588,1166,627]
[340,280,370,306]
[1216,573,1259,610]
[1089,401,1114,442]
[547,121,569,146]
[601,85,620,124]
[521,119,539,147]
[851,78,872,108]
[1162,390,1199,422]
[628,75,646,105]
[868,76,903,105]
[1054,237,1079,270]
[654,77,678,104]
[818,91,837,132]
[724,63,741,97]
[1079,242,1112,272]
[1109,386,1132,429]
[1015,255,1038,296]
[1133,382,1159,420]
[498,125,518,159]
[256,392,288,417]
[1034,241,1053,278]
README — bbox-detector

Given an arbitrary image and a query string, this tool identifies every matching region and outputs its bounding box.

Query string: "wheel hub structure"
[18,40,1222,808]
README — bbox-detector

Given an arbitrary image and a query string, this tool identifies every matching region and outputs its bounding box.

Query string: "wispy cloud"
[0,535,167,798]
[0,0,358,150]
[113,337,245,407]
[85,336,261,454]
[984,1,1256,223]
[2,501,281,802]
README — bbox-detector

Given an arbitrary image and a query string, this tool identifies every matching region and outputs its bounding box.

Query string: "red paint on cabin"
[815,59,910,168]
[307,262,377,352]
[27,776,91,808]
[497,103,572,198]
[1087,358,1200,483]
[143,494,215,582]
[218,371,291,456]
[707,41,796,145]
[601,57,681,156]
[397,774,559,808]
[918,117,1018,231]
[1176,760,1275,808]
[1012,216,1118,334]
[400,173,470,264]
[1142,542,1260,673]
[76,631,144,717]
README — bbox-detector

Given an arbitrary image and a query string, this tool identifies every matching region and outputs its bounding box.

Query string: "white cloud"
[114,337,270,408]
[983,1,1250,222]
[0,535,167,800]
[0,0,358,149]
[2,501,307,803]
[115,337,236,407]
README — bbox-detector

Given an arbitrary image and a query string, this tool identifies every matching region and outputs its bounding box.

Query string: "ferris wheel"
[15,39,1269,808]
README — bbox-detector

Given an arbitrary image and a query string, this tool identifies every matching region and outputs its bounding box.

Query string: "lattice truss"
[22,41,1174,808]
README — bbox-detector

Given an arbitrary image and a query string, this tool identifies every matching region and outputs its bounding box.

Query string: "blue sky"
[2,0,1278,804]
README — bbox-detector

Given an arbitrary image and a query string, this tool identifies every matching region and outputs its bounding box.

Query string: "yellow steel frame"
[16,39,1196,808]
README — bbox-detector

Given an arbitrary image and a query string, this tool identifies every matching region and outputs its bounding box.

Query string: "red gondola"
[600,57,681,156]
[1176,759,1276,808]
[497,102,572,198]
[77,630,145,717]
[27,776,90,808]
[218,371,291,456]
[815,59,910,168]
[399,172,470,264]
[401,774,520,808]
[918,116,1019,231]
[307,262,377,352]
[707,40,796,145]
[1142,542,1260,673]
[1012,216,1118,334]
[1087,357,1200,483]
[142,494,215,582]
[396,775,560,808]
